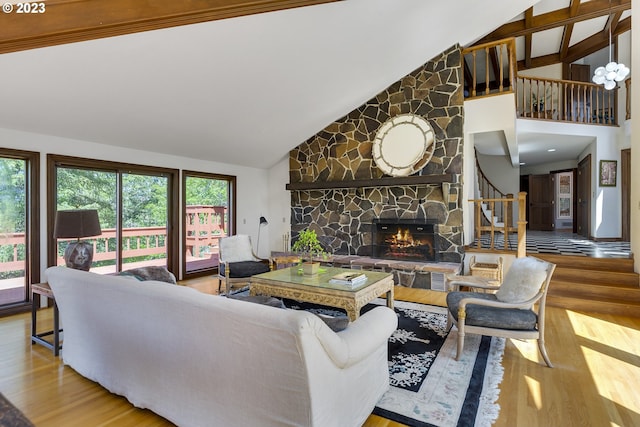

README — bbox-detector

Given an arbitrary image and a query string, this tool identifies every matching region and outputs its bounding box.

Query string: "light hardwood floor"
[1,279,639,427]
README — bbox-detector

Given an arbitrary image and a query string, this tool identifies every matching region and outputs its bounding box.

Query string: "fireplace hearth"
[372,219,437,262]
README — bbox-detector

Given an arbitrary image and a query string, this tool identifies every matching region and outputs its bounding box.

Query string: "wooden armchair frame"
[447,258,556,367]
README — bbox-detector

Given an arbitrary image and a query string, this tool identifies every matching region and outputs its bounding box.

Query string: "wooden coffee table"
[249,266,394,321]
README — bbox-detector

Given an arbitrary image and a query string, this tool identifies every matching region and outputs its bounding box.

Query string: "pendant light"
[592,0,630,90]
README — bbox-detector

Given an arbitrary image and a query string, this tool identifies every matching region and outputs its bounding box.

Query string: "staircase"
[536,253,640,317]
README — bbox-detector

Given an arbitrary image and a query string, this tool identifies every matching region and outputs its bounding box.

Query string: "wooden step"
[549,280,640,302]
[551,267,639,287]
[535,253,635,273]
[546,294,640,317]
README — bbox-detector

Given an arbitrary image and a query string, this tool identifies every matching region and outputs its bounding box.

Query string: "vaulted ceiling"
[475,0,631,72]
[0,0,632,169]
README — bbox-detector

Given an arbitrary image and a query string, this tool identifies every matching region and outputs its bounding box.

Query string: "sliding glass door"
[0,149,39,313]
[49,155,178,275]
[182,171,235,278]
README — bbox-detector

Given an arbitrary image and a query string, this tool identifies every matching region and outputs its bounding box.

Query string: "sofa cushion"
[118,266,177,284]
[446,291,538,330]
[228,294,286,308]
[220,261,270,278]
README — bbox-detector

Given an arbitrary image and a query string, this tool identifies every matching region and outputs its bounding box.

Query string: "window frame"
[0,147,40,315]
[47,154,179,276]
[181,170,236,279]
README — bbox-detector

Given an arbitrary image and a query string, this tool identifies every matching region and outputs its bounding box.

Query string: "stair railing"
[475,153,508,225]
[469,192,527,258]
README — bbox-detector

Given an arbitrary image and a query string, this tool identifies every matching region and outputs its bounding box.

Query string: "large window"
[0,148,39,315]
[182,171,235,278]
[48,155,178,275]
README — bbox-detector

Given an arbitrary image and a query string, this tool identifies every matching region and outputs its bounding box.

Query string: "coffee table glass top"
[252,266,392,292]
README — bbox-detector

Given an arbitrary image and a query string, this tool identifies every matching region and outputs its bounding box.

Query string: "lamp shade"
[259,216,268,225]
[54,209,102,239]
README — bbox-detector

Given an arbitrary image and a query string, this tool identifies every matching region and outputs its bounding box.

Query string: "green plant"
[291,228,324,261]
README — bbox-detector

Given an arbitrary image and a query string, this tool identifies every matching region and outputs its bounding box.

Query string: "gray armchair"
[446,256,556,367]
[218,234,271,296]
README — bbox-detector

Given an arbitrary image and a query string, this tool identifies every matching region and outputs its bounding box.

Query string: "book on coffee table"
[329,272,367,286]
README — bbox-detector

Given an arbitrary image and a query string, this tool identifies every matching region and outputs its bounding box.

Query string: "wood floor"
[2,278,640,427]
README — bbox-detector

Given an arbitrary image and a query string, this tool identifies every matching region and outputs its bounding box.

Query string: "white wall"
[1,127,270,279]
[631,0,639,273]
[266,156,292,257]
[463,94,517,245]
[516,119,620,238]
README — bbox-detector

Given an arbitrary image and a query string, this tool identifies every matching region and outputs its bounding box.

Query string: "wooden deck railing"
[0,205,228,275]
[469,192,527,258]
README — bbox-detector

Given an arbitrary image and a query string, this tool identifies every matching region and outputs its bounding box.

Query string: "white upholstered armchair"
[218,234,271,296]
[446,256,556,367]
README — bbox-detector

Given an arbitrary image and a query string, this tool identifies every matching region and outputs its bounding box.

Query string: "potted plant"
[291,228,324,275]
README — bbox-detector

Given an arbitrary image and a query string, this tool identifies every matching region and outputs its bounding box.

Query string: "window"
[47,155,179,275]
[0,148,39,314]
[182,171,235,278]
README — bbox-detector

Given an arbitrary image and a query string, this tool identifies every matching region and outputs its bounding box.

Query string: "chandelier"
[592,1,630,90]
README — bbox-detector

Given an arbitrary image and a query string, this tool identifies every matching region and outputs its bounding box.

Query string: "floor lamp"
[256,216,268,257]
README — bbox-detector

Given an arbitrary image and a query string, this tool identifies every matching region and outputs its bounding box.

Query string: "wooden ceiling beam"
[476,0,631,43]
[524,8,533,69]
[562,16,631,63]
[0,0,339,54]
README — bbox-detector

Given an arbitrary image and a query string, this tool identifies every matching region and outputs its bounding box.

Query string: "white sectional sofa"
[45,266,398,427]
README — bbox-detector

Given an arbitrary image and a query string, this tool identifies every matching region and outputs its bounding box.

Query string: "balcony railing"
[517,76,617,125]
[464,38,628,126]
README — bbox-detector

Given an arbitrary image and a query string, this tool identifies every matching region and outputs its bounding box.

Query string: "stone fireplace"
[287,45,464,264]
[372,219,437,262]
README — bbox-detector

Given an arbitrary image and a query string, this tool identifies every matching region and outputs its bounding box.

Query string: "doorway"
[576,155,591,238]
[528,174,554,231]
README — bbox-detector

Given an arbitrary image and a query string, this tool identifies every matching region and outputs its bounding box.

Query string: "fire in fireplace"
[372,219,436,261]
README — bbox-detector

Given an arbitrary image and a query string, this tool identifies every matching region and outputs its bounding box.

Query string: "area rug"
[370,301,505,427]
[282,298,505,427]
[0,392,35,427]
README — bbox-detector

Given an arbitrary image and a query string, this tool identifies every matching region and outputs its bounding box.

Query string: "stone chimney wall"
[288,45,464,263]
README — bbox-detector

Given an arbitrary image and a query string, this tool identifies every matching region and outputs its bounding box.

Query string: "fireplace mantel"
[286,173,455,191]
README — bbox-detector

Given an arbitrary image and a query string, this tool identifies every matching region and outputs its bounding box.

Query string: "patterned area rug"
[0,393,34,427]
[371,301,505,427]
[278,297,506,427]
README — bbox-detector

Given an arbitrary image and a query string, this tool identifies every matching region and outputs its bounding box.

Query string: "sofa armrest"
[314,306,397,369]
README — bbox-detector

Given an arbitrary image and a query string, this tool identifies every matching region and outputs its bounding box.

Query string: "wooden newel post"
[517,191,527,258]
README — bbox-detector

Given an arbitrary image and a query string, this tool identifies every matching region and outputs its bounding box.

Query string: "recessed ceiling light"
[519,162,526,165]
[547,148,556,152]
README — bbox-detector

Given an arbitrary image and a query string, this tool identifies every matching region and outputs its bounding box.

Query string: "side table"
[31,283,62,356]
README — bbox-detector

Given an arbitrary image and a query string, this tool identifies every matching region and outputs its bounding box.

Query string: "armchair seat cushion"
[446,291,538,331]
[220,261,270,278]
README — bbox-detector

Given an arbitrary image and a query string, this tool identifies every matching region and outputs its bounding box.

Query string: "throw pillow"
[496,257,549,304]
[118,266,177,284]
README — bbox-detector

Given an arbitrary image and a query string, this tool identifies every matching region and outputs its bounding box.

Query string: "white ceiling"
[0,0,537,169]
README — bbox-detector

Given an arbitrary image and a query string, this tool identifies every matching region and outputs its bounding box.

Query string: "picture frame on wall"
[599,160,617,187]
[557,172,572,219]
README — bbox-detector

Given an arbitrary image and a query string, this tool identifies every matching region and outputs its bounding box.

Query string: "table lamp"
[54,209,102,271]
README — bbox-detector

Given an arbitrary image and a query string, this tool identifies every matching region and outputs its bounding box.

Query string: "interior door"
[528,174,554,231]
[576,155,591,238]
[621,149,631,241]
